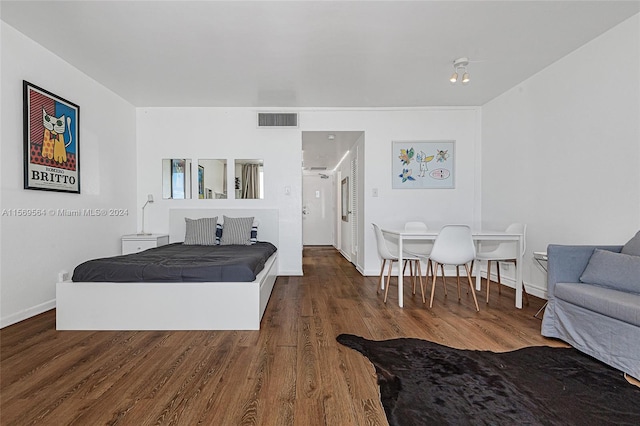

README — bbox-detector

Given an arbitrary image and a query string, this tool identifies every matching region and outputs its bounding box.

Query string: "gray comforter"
[72,242,277,282]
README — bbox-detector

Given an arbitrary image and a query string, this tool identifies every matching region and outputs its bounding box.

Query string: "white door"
[302,174,334,245]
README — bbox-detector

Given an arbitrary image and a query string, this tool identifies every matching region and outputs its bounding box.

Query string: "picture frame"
[23,81,80,193]
[392,140,455,189]
[341,177,349,221]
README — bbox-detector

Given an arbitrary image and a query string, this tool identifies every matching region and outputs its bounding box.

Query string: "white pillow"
[184,217,218,245]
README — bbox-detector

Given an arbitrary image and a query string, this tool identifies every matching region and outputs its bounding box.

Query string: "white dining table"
[380,228,525,309]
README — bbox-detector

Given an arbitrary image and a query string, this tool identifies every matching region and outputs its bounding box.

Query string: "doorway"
[301,131,363,265]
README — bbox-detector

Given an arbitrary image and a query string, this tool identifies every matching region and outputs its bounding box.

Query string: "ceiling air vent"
[257,112,298,128]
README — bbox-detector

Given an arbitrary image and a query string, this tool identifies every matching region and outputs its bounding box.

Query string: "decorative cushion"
[250,220,260,244]
[580,249,640,295]
[621,230,640,256]
[220,216,254,245]
[215,223,223,245]
[184,217,218,245]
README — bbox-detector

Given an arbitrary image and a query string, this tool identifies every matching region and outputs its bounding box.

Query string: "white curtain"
[242,163,260,199]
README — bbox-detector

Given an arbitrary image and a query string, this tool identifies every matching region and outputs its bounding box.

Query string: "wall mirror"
[198,159,227,199]
[341,177,349,221]
[162,159,192,199]
[235,159,264,199]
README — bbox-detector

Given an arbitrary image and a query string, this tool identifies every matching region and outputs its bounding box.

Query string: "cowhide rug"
[336,334,640,426]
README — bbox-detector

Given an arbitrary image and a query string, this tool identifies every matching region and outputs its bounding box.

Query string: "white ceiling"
[2,1,638,169]
[2,1,638,108]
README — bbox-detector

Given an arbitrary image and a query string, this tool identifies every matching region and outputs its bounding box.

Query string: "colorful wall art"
[23,81,80,193]
[392,140,455,189]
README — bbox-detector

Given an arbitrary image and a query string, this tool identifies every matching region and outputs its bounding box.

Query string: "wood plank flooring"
[1,246,562,425]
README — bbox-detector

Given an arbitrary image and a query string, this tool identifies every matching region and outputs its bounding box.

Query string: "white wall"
[300,108,482,276]
[136,108,304,275]
[335,132,364,268]
[137,108,481,277]
[0,23,137,327]
[481,15,640,297]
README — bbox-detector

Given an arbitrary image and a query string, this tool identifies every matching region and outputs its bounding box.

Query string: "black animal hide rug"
[336,334,640,426]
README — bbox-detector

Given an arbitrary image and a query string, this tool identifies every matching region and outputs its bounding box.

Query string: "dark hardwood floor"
[1,246,562,425]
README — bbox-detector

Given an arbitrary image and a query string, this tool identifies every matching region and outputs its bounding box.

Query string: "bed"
[56,208,279,330]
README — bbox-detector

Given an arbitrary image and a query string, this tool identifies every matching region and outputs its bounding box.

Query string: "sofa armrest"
[547,244,622,298]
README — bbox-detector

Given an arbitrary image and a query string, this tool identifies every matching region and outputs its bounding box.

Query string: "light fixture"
[332,150,350,172]
[138,194,154,235]
[450,57,470,84]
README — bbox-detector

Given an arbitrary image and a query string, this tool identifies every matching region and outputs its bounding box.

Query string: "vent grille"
[257,112,298,128]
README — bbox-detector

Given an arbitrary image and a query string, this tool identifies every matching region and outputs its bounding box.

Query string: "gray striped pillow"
[220,216,254,245]
[184,217,218,245]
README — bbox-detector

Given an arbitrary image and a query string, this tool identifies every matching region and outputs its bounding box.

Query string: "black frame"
[23,81,80,194]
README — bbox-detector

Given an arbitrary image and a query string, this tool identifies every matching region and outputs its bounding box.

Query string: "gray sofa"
[541,243,640,379]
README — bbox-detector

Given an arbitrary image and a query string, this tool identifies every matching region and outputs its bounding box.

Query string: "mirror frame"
[341,177,349,221]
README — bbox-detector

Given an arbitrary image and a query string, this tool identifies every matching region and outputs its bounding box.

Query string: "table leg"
[398,236,404,307]
[534,301,548,318]
[475,241,482,291]
[515,236,523,309]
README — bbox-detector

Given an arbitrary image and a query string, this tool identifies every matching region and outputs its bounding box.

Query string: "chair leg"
[424,260,433,284]
[384,260,394,303]
[439,264,448,296]
[429,262,439,308]
[423,260,432,304]
[411,260,418,295]
[464,264,480,312]
[411,261,416,294]
[402,260,416,292]
[486,260,492,303]
[417,261,425,304]
[497,262,502,295]
[378,259,387,294]
[456,265,461,301]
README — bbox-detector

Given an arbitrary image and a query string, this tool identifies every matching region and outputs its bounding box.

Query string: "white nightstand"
[121,234,169,255]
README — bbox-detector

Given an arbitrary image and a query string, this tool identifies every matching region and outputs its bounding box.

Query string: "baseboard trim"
[1,299,56,329]
[339,249,351,263]
[481,270,548,300]
[279,269,303,276]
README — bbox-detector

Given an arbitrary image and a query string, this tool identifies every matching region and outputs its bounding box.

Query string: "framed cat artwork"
[23,81,80,193]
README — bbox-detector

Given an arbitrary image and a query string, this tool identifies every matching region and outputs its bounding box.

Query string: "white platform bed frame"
[56,208,279,331]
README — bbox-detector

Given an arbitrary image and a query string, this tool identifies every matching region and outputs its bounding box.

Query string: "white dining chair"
[428,224,479,311]
[475,223,530,305]
[372,223,425,303]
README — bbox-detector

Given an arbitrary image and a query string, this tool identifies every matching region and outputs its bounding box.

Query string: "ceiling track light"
[450,57,470,84]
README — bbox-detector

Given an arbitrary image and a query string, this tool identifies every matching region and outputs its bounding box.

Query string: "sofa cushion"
[555,282,640,327]
[580,249,640,295]
[621,230,640,256]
